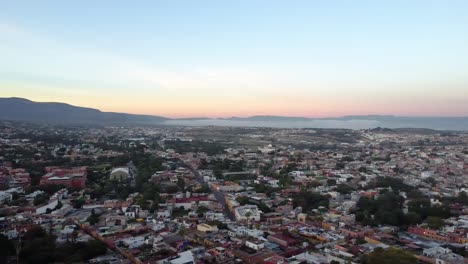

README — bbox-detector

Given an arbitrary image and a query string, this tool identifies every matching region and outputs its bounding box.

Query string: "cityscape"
[1,1,468,264]
[0,120,467,263]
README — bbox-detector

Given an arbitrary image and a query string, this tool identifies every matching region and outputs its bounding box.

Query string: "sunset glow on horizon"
[1,1,468,118]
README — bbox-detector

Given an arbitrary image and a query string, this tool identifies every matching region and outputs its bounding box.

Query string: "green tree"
[426,216,444,230]
[362,247,416,264]
[336,184,356,194]
[196,206,210,214]
[327,179,337,186]
[177,178,185,191]
[293,191,330,212]
[87,209,100,225]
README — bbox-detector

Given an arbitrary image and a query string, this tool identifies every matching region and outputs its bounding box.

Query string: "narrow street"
[180,161,235,221]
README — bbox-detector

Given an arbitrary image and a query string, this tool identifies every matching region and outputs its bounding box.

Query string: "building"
[110,167,134,181]
[9,169,31,188]
[0,191,12,203]
[157,250,195,264]
[174,196,211,210]
[118,235,148,249]
[197,223,218,233]
[267,233,300,247]
[423,247,465,264]
[234,205,261,222]
[40,166,87,189]
[245,239,265,251]
[408,226,468,244]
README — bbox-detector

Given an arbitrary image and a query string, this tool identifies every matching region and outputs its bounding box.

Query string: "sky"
[1,1,468,118]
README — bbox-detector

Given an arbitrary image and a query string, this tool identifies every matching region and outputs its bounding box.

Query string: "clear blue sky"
[1,1,467,117]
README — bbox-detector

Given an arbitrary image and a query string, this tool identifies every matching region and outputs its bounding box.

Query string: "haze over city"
[1,1,468,118]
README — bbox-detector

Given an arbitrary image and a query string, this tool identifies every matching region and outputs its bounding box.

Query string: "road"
[180,161,234,221]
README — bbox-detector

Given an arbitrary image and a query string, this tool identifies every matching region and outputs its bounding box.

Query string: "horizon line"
[3,96,468,119]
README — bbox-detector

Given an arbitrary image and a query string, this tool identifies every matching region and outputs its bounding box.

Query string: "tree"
[33,193,49,206]
[362,247,416,264]
[355,192,406,227]
[426,216,444,230]
[19,226,56,264]
[177,178,185,191]
[404,212,422,226]
[336,184,356,194]
[87,209,100,225]
[196,206,210,215]
[327,179,337,186]
[293,191,330,212]
[0,234,15,263]
[408,198,451,220]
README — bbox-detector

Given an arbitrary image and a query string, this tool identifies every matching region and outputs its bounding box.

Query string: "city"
[0,122,467,263]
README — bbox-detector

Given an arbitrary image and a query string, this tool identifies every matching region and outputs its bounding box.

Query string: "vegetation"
[196,205,210,215]
[15,225,107,264]
[355,192,405,227]
[293,191,330,212]
[33,193,50,206]
[206,220,228,230]
[407,198,451,222]
[235,196,272,213]
[371,176,415,193]
[0,234,15,263]
[164,140,226,155]
[361,247,417,264]
[336,184,356,194]
[87,209,101,225]
[425,216,445,230]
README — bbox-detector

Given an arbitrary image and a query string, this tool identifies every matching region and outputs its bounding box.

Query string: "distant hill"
[170,115,468,130]
[1,98,467,130]
[0,97,168,125]
[224,115,311,122]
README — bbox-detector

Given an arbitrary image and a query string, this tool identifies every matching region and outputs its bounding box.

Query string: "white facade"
[0,191,12,203]
[234,205,261,222]
[245,240,265,250]
[36,199,58,214]
[157,250,194,264]
[118,235,150,249]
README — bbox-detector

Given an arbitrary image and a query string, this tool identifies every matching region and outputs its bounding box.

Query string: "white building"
[118,235,150,249]
[0,191,12,203]
[245,240,265,251]
[110,167,133,181]
[157,250,194,264]
[423,247,465,264]
[234,205,261,222]
[36,199,58,214]
[124,205,141,219]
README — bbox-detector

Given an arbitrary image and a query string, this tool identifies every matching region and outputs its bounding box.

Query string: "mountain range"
[1,97,467,130]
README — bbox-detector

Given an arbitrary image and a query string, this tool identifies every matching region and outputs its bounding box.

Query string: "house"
[124,205,141,219]
[118,235,149,249]
[156,250,194,264]
[423,247,465,264]
[265,177,280,187]
[245,239,265,251]
[174,196,211,210]
[197,223,218,233]
[267,233,299,247]
[9,169,31,188]
[105,215,127,226]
